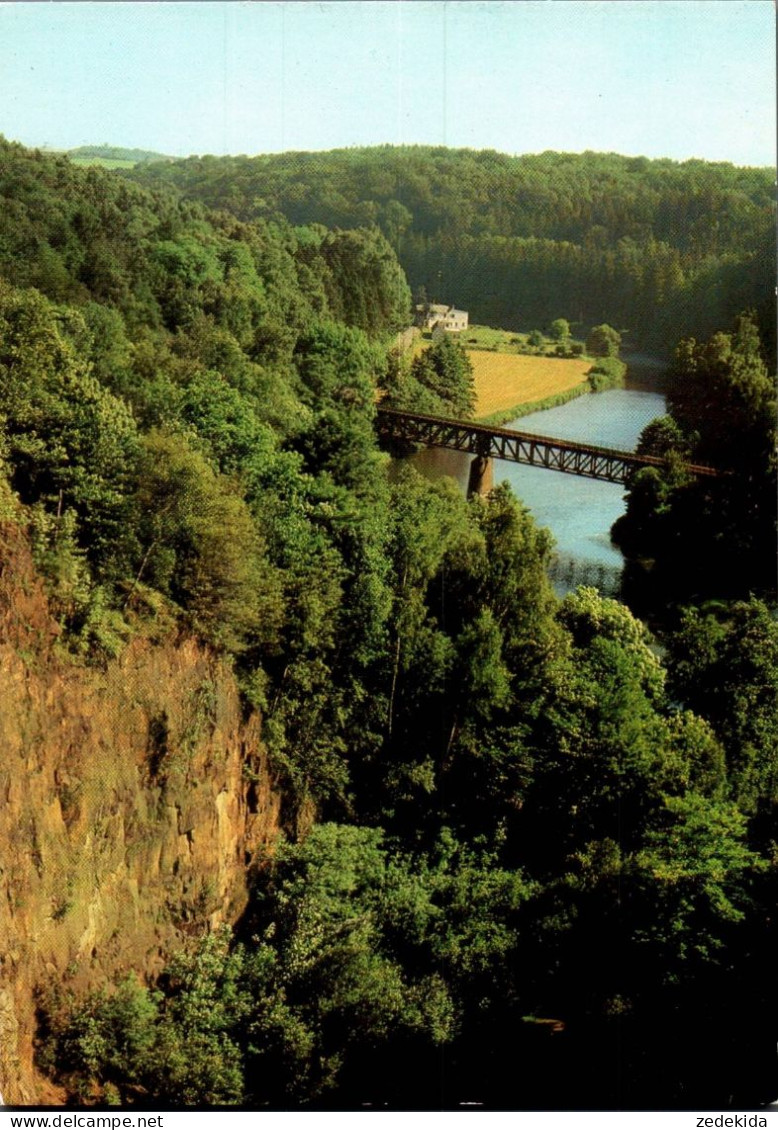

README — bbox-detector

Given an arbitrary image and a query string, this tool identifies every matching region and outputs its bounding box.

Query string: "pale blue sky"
[0,1,775,165]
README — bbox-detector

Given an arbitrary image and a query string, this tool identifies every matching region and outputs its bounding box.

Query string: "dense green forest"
[1,135,776,1108]
[127,145,776,353]
[67,145,173,164]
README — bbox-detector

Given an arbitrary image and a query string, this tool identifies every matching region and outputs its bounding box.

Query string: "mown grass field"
[407,325,592,418]
[469,351,591,418]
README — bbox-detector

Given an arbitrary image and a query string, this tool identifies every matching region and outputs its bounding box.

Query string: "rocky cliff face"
[0,522,281,1104]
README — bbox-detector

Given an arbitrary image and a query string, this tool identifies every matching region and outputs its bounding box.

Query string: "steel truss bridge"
[376,408,719,486]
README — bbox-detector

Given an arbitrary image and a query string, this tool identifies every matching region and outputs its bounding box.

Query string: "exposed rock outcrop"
[0,522,281,1103]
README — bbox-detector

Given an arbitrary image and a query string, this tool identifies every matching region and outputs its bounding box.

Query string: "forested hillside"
[614,311,777,605]
[128,145,776,352]
[67,144,172,164]
[0,136,776,1108]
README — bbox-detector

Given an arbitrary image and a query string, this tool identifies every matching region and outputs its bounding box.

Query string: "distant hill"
[128,144,776,351]
[67,144,173,166]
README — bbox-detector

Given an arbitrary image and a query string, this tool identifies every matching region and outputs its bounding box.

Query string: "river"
[405,380,666,596]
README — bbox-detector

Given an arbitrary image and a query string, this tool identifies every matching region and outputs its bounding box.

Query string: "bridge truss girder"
[376,409,719,487]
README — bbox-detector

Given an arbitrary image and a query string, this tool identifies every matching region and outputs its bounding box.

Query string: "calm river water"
[405,385,666,596]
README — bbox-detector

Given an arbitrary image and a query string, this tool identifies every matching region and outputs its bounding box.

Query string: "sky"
[0,0,775,166]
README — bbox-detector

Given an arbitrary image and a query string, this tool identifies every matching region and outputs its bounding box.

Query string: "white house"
[416,303,469,335]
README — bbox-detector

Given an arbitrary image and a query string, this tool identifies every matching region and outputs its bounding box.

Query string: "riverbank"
[621,350,669,392]
[477,381,591,425]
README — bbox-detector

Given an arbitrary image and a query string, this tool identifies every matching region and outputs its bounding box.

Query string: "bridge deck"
[376,408,719,486]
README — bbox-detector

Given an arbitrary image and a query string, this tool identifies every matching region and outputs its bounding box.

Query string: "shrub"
[587,356,627,391]
[586,323,622,358]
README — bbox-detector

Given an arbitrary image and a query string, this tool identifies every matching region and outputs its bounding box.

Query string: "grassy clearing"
[417,324,538,354]
[462,324,585,355]
[69,157,137,169]
[468,351,591,419]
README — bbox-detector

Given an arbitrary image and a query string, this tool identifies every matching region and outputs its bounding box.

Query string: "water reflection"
[548,553,622,598]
